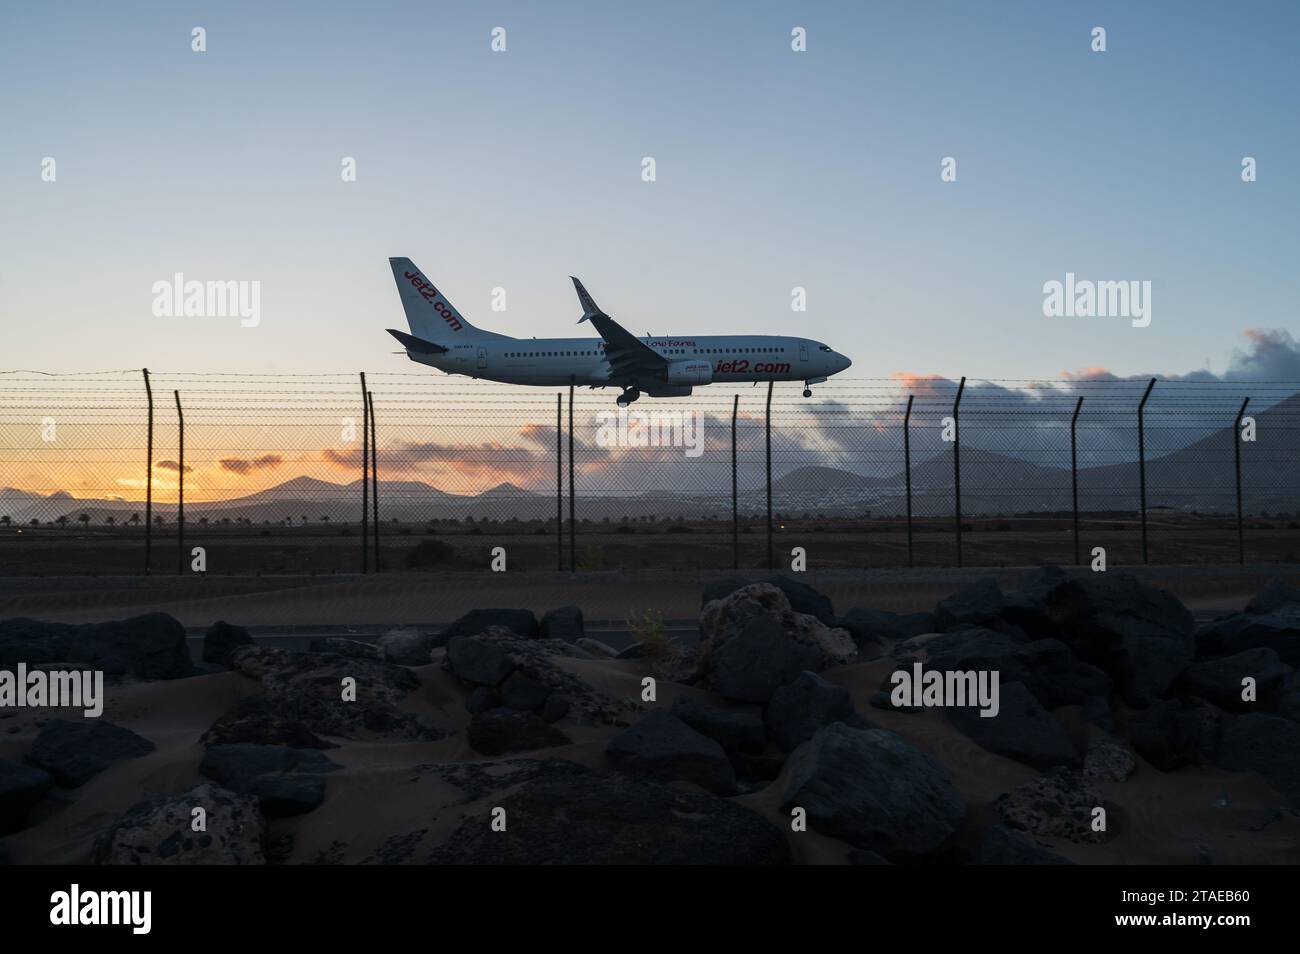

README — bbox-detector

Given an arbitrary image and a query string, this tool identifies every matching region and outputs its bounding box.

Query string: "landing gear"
[616,386,642,407]
[802,387,813,398]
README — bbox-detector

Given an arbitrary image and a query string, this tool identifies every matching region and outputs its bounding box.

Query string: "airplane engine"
[665,360,712,386]
[643,384,694,397]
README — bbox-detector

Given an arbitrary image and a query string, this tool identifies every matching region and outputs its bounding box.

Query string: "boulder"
[437,608,538,645]
[934,578,1009,631]
[27,719,155,787]
[200,696,336,749]
[377,627,435,666]
[92,783,266,865]
[994,769,1111,845]
[1245,578,1300,615]
[0,614,192,680]
[946,681,1080,770]
[781,723,965,860]
[0,759,52,834]
[202,621,254,667]
[1216,713,1300,809]
[606,711,736,795]
[446,636,515,687]
[973,825,1072,865]
[465,687,500,715]
[500,672,552,712]
[1175,648,1289,713]
[199,744,340,817]
[765,670,859,752]
[836,608,933,658]
[1127,698,1222,771]
[540,693,571,723]
[428,762,789,865]
[539,606,584,643]
[712,616,827,704]
[702,574,835,624]
[467,709,572,756]
[307,637,380,660]
[1196,611,1300,667]
[1082,739,1137,782]
[670,698,765,756]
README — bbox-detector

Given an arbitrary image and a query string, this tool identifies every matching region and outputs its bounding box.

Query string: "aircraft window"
[819,346,832,352]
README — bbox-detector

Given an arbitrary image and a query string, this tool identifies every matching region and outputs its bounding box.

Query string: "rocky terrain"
[1,569,1299,864]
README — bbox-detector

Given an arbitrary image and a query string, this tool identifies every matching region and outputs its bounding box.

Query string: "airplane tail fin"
[571,276,607,322]
[389,257,487,342]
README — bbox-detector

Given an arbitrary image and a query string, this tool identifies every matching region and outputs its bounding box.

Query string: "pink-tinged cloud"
[219,454,284,475]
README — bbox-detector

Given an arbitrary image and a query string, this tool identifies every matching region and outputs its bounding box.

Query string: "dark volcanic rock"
[670,698,765,755]
[228,645,433,741]
[712,616,827,704]
[1245,578,1300,615]
[1175,648,1289,713]
[92,782,267,865]
[438,608,538,645]
[946,681,1079,770]
[0,614,192,680]
[974,824,1073,865]
[27,719,155,787]
[1127,698,1222,771]
[202,620,254,667]
[934,578,1009,631]
[539,606,584,643]
[308,637,380,660]
[0,759,52,834]
[702,574,835,624]
[1216,713,1300,808]
[377,627,435,665]
[199,744,340,817]
[446,636,515,687]
[465,687,500,715]
[541,693,571,723]
[500,672,552,712]
[995,769,1111,845]
[1196,611,1300,668]
[836,608,933,658]
[782,723,965,860]
[606,711,736,795]
[467,709,571,756]
[428,764,789,865]
[766,670,859,752]
[200,696,336,749]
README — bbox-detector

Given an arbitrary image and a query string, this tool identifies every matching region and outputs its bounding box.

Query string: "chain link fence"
[1,370,1298,575]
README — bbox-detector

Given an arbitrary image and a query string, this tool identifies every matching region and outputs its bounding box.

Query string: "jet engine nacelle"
[665,360,712,385]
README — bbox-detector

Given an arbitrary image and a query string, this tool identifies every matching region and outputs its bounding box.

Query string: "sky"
[2,0,1298,383]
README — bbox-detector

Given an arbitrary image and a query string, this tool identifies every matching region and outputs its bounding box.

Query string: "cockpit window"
[819,345,833,352]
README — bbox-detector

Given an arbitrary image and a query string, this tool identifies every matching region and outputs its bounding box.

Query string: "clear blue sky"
[2,0,1297,380]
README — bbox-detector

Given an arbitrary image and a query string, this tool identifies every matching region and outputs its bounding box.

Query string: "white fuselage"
[410,333,849,387]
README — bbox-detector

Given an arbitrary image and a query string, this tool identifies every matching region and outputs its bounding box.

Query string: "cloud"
[219,454,284,475]
[155,460,193,474]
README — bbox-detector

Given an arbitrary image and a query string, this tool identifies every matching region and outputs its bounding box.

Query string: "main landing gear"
[616,386,642,407]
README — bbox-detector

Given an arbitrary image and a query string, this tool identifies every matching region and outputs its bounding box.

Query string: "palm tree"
[55,515,66,528]
[78,513,89,528]
[0,516,9,528]
[130,513,141,526]
[105,515,115,527]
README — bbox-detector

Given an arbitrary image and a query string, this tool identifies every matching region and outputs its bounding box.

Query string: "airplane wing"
[570,277,667,382]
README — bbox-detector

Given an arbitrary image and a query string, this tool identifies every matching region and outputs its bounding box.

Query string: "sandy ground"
[4,640,1299,866]
[2,565,1296,628]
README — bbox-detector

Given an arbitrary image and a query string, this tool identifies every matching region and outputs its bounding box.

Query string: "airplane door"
[799,344,809,362]
[477,348,487,369]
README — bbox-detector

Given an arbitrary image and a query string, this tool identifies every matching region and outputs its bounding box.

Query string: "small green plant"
[627,608,670,659]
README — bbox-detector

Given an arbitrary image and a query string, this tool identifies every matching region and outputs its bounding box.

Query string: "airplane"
[385,257,852,406]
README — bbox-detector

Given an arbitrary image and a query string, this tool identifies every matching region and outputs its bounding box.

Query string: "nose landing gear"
[802,386,813,398]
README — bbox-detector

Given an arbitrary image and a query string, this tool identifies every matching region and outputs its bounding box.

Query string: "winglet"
[571,276,604,323]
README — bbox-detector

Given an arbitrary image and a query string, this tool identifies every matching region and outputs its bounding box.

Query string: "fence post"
[568,379,575,573]
[360,372,369,574]
[1071,396,1083,565]
[556,393,562,571]
[1234,396,1250,565]
[368,390,379,572]
[765,380,774,571]
[143,368,153,576]
[952,376,966,568]
[904,394,914,568]
[1138,377,1156,564]
[174,390,184,575]
[731,394,739,571]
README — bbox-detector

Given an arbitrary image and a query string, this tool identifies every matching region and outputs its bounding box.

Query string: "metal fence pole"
[1071,396,1083,565]
[952,376,966,568]
[143,368,153,576]
[360,371,369,574]
[904,394,914,568]
[174,390,184,575]
[1138,377,1156,564]
[765,380,774,571]
[556,393,562,571]
[368,390,379,572]
[568,379,575,573]
[731,393,739,571]
[1234,396,1250,565]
